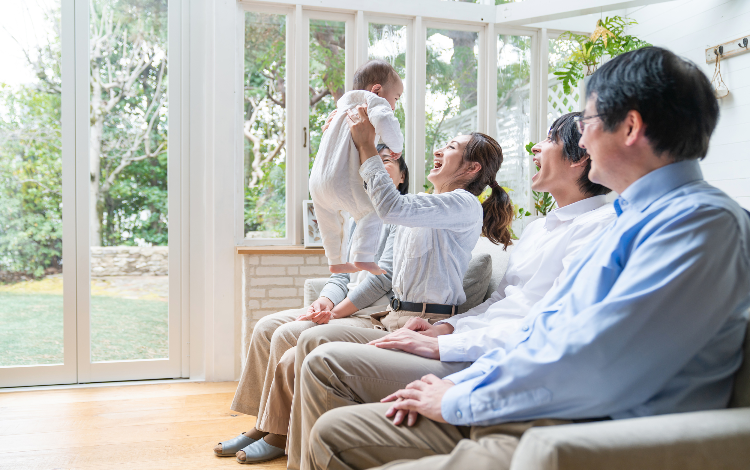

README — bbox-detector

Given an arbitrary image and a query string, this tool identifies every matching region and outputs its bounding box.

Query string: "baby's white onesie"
[309,90,404,266]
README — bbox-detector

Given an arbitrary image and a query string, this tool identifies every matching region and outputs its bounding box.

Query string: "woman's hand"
[402,317,454,337]
[310,309,334,324]
[296,297,334,321]
[322,110,337,133]
[346,105,378,165]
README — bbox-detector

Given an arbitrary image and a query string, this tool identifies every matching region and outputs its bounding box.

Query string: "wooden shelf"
[235,245,325,255]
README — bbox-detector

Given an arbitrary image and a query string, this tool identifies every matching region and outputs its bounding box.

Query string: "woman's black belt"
[390,297,457,316]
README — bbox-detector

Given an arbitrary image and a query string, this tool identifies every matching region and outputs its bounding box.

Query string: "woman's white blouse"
[438,195,616,362]
[360,156,483,305]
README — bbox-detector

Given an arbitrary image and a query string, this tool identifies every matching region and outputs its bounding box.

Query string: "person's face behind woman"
[428,134,472,194]
[379,147,405,188]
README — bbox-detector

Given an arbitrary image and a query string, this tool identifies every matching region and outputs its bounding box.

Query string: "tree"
[16,0,168,247]
[88,0,168,246]
[0,86,63,278]
[0,0,169,278]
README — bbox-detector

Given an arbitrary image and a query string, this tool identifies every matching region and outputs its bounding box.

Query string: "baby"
[309,59,404,275]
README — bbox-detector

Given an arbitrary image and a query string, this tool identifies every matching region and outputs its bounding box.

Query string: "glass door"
[79,0,181,382]
[0,0,77,387]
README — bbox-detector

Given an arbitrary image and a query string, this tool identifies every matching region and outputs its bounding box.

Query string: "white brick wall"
[240,253,330,364]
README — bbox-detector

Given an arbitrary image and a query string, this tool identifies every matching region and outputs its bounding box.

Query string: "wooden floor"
[0,381,287,470]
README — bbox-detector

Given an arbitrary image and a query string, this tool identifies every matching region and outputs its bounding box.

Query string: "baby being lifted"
[309,59,404,275]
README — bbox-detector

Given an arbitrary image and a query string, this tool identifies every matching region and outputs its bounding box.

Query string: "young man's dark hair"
[548,112,611,197]
[586,46,719,161]
[377,143,409,195]
[353,59,399,91]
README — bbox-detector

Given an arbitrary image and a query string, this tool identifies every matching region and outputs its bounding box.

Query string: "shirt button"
[456,410,463,419]
[522,325,530,332]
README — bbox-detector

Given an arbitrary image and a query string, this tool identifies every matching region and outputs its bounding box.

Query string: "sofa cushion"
[457,252,492,315]
[729,316,750,408]
[472,237,513,301]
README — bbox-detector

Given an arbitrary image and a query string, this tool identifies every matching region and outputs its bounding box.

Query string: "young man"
[296,47,750,470]
[284,111,617,469]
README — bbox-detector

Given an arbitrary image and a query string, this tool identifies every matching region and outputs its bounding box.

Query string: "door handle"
[303,127,307,148]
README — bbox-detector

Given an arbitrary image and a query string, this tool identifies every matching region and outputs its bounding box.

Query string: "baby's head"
[353,59,403,110]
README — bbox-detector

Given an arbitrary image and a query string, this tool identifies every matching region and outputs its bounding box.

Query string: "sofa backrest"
[472,236,513,301]
[729,316,750,408]
[731,210,750,408]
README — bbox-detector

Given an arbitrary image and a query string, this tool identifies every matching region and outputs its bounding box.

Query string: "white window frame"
[299,10,356,245]
[233,0,609,243]
[235,3,297,246]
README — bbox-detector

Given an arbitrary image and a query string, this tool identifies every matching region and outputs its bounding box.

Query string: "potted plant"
[554,16,651,95]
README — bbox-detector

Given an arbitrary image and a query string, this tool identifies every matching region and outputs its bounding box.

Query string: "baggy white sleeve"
[366,94,404,154]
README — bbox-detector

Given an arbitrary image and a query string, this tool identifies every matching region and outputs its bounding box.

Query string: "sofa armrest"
[303,278,329,306]
[510,408,750,470]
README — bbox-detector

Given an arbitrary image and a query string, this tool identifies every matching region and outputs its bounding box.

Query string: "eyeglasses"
[573,114,604,134]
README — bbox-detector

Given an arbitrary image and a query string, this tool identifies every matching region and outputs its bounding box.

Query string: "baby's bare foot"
[330,263,360,273]
[353,261,386,275]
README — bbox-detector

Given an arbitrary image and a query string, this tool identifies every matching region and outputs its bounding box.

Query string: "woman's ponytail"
[461,133,514,249]
[482,180,514,248]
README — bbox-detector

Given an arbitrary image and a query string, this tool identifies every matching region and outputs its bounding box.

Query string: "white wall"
[187,0,239,382]
[625,0,750,210]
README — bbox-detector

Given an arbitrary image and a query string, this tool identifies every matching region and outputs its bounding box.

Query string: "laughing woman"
[282,106,516,469]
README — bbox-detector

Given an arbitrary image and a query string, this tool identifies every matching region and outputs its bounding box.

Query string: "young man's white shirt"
[438,195,616,362]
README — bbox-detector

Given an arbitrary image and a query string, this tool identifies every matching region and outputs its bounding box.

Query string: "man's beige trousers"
[286,325,473,470]
[308,402,572,470]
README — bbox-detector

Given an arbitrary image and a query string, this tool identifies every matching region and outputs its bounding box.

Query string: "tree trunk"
[445,30,478,111]
[89,81,104,247]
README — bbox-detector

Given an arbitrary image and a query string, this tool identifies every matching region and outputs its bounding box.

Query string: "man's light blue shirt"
[442,160,750,426]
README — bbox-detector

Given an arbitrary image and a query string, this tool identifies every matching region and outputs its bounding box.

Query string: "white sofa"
[304,237,750,469]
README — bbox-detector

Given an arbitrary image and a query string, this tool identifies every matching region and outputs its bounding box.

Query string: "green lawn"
[0,292,168,366]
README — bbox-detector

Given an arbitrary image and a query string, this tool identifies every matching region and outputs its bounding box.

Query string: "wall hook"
[706,34,750,63]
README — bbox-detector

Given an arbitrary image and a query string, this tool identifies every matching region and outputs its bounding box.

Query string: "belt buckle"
[390,298,401,311]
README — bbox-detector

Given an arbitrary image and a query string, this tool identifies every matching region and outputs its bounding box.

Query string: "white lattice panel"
[547,81,580,130]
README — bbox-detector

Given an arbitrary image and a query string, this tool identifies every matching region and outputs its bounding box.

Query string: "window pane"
[368,23,407,159]
[309,20,346,177]
[425,28,478,193]
[547,38,580,130]
[0,1,64,366]
[244,12,287,239]
[89,0,169,362]
[495,34,532,212]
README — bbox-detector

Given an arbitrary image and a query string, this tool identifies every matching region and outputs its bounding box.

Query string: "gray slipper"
[215,434,256,457]
[237,438,286,464]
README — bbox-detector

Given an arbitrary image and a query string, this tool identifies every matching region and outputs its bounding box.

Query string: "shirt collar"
[615,160,704,216]
[544,195,608,230]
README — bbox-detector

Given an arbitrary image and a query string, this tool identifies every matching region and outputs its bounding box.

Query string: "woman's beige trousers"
[230,307,375,435]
